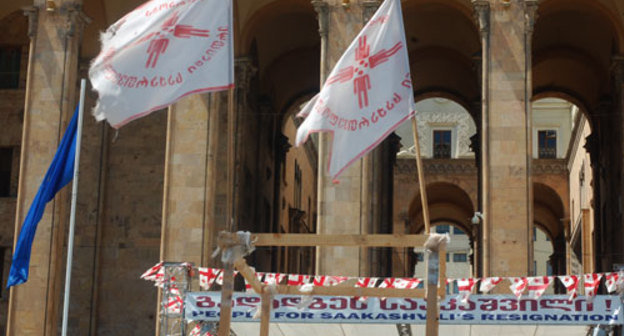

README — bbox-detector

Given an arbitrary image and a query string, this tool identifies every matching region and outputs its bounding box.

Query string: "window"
[0,46,21,89]
[453,227,465,235]
[453,253,467,262]
[446,253,449,262]
[538,130,557,158]
[547,261,553,276]
[433,130,452,158]
[435,225,450,234]
[0,147,13,197]
[415,253,424,262]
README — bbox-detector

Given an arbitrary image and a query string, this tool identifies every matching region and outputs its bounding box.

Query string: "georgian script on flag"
[89,0,233,128]
[295,0,415,180]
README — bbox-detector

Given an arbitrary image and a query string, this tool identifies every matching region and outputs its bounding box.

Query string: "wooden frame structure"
[215,232,446,336]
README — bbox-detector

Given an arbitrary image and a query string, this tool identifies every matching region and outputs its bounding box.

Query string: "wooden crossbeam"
[252,233,428,248]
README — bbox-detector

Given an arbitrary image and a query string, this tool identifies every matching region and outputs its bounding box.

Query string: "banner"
[185,293,623,325]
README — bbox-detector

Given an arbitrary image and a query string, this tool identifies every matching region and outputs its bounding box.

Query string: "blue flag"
[7,107,79,287]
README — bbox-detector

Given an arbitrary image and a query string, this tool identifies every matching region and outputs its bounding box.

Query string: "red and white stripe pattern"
[140,262,163,281]
[558,275,580,300]
[527,276,553,299]
[263,273,286,285]
[479,277,502,293]
[584,273,603,300]
[288,274,311,286]
[456,278,477,303]
[356,277,379,288]
[141,265,624,300]
[509,277,529,298]
[165,287,183,314]
[198,267,219,290]
[189,322,214,336]
[604,272,622,293]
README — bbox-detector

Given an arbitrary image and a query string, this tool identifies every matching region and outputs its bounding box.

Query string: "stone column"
[160,93,212,266]
[473,0,535,277]
[612,56,624,269]
[7,2,87,335]
[233,57,257,231]
[312,0,373,276]
[159,56,255,266]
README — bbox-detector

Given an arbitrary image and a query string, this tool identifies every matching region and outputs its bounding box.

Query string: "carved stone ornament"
[397,102,477,159]
[235,57,258,91]
[395,158,478,176]
[524,0,539,37]
[532,159,567,175]
[311,1,329,38]
[362,0,382,23]
[63,3,91,38]
[22,6,38,38]
[472,0,490,38]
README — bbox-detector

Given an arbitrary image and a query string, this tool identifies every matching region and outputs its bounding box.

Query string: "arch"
[533,182,566,239]
[0,10,29,45]
[413,90,473,114]
[532,90,591,130]
[238,0,317,60]
[0,2,31,24]
[537,0,624,54]
[407,182,475,236]
[533,0,623,109]
[404,2,480,107]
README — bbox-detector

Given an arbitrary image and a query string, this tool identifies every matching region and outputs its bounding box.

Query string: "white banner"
[185,293,623,325]
[295,0,415,180]
[89,0,234,128]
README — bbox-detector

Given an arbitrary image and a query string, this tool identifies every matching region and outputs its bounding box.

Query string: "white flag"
[527,276,553,299]
[479,277,502,293]
[558,275,580,300]
[295,0,415,180]
[89,0,234,128]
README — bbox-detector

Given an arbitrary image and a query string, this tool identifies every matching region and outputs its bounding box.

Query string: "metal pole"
[61,78,86,336]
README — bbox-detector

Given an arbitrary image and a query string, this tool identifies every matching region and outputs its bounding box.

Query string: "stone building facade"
[0,0,622,335]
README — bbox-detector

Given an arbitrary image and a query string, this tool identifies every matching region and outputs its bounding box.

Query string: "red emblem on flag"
[325,35,403,109]
[131,11,211,68]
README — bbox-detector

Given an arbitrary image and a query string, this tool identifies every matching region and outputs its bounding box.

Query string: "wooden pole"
[259,292,272,336]
[411,117,431,234]
[227,87,235,231]
[437,245,446,299]
[425,249,440,336]
[217,262,235,336]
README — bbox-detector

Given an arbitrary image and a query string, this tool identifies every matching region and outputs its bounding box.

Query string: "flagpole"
[61,78,86,336]
[411,116,431,233]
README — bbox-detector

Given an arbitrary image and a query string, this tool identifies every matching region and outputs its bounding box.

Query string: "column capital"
[235,56,257,91]
[471,0,490,38]
[311,0,329,38]
[611,55,624,86]
[22,6,39,38]
[362,0,381,23]
[524,0,539,37]
[63,3,91,39]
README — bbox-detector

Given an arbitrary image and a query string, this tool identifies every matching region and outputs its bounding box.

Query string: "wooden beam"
[272,285,425,298]
[234,258,263,294]
[252,233,428,248]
